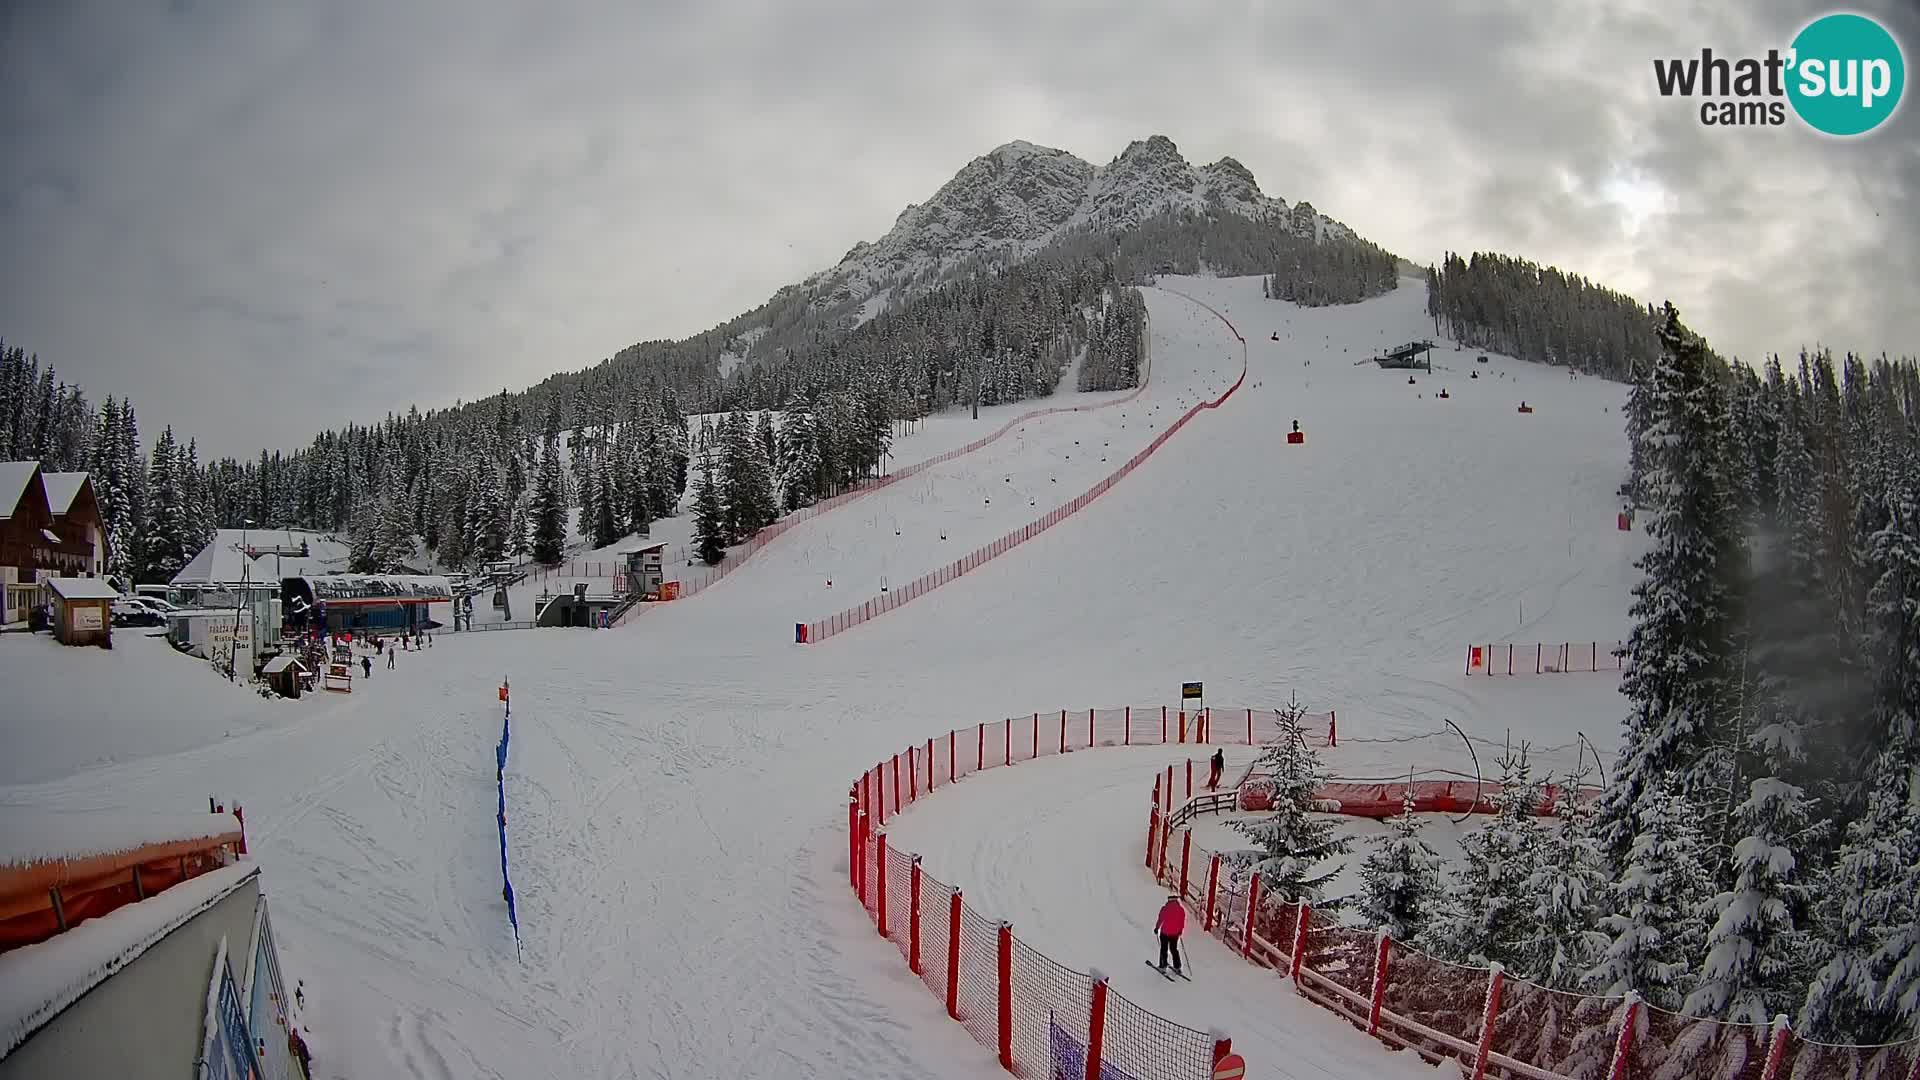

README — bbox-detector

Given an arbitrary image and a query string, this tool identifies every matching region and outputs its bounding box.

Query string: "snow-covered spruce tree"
[1429,743,1546,972]
[1683,771,1820,1026]
[754,410,778,481]
[1802,467,1920,1042]
[140,426,193,583]
[777,410,823,511]
[1596,303,1746,866]
[1588,783,1714,1010]
[1355,781,1443,942]
[1520,774,1610,991]
[530,430,567,565]
[691,454,727,566]
[1230,700,1349,905]
[368,492,414,573]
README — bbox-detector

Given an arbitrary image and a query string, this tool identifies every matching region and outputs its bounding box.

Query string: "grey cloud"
[0,0,1914,458]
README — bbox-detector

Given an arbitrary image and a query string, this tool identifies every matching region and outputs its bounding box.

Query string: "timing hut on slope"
[1370,340,1436,371]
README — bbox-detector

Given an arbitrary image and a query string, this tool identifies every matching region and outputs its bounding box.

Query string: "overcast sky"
[2,1,1914,458]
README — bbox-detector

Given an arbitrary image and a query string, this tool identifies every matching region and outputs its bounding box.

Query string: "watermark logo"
[1653,11,1906,136]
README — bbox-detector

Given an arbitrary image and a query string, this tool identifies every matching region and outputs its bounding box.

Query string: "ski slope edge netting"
[615,314,1157,627]
[847,704,1329,1079]
[803,287,1246,644]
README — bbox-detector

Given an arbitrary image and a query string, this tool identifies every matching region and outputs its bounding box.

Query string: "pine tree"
[590,452,620,549]
[777,410,823,511]
[1684,774,1820,1025]
[1598,304,1747,865]
[140,427,192,583]
[1589,784,1714,1009]
[1430,744,1546,971]
[1522,776,1610,990]
[530,431,567,565]
[1355,781,1443,942]
[1802,469,1920,1041]
[691,453,727,565]
[1230,700,1349,905]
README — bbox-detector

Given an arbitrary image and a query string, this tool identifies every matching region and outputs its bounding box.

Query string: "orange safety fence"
[617,321,1158,629]
[0,814,247,953]
[804,287,1246,645]
[847,702,1320,1078]
[1467,641,1625,676]
[1144,762,1920,1080]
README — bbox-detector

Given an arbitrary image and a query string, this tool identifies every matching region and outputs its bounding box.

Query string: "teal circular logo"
[1787,13,1906,136]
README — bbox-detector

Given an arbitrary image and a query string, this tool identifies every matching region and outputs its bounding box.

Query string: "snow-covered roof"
[38,473,88,516]
[172,529,350,587]
[0,806,243,870]
[0,864,256,1058]
[0,462,38,519]
[260,656,306,675]
[291,574,452,603]
[45,578,119,602]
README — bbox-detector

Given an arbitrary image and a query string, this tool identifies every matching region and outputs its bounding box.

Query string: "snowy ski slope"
[0,275,1642,1079]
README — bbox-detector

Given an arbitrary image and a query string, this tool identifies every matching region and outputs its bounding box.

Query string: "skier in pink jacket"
[1156,894,1186,974]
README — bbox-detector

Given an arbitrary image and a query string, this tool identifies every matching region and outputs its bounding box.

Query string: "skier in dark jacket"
[361,655,372,679]
[1207,749,1226,791]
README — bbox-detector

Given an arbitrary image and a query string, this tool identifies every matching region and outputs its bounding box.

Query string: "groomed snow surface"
[0,275,1639,1078]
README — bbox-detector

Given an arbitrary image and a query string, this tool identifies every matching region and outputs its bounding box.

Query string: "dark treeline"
[1425,251,1728,381]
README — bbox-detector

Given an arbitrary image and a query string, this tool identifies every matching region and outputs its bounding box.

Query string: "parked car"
[111,598,164,627]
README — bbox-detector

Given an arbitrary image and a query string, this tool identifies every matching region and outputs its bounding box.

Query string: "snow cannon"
[1407,375,1416,385]
[1439,389,1451,399]
[1518,401,1534,414]
[1286,420,1304,445]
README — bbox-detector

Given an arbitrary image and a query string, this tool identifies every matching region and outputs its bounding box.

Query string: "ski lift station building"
[280,574,452,636]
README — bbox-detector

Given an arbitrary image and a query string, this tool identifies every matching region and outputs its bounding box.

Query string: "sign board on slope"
[1213,1053,1247,1080]
[1182,681,1203,706]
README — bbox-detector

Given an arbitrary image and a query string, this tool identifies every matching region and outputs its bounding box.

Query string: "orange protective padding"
[1310,781,1601,819]
[0,841,236,951]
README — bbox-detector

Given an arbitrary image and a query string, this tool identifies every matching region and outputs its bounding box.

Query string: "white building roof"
[171,529,351,587]
[46,577,120,601]
[38,473,88,515]
[0,462,39,519]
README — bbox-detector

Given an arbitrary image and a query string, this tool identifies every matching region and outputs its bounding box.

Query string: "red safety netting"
[956,907,1001,1049]
[807,325,1246,644]
[1011,938,1090,1078]
[1101,981,1218,1080]
[1139,765,1920,1080]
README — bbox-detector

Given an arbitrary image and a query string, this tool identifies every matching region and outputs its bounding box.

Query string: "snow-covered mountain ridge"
[787,135,1356,314]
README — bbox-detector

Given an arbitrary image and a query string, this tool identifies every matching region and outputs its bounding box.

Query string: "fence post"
[949,730,956,784]
[1086,976,1109,1080]
[909,746,918,801]
[1592,641,1598,671]
[1759,1014,1792,1080]
[848,795,859,892]
[1290,901,1312,984]
[1033,715,1039,760]
[1179,832,1192,897]
[1241,874,1262,959]
[1059,710,1067,754]
[1156,816,1172,881]
[1367,932,1391,1035]
[1212,1035,1234,1069]
[1145,807,1159,869]
[1470,964,1506,1080]
[1536,642,1542,674]
[1163,707,1169,743]
[910,856,923,975]
[893,754,902,813]
[1247,708,1253,744]
[876,832,890,937]
[1124,706,1131,746]
[1005,719,1012,766]
[978,723,984,771]
[1088,707,1094,748]
[1186,759,1193,801]
[1204,853,1222,931]
[1180,709,1188,743]
[927,739,935,791]
[947,890,963,1020]
[1606,992,1640,1080]
[1329,710,1338,747]
[997,922,1014,1071]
